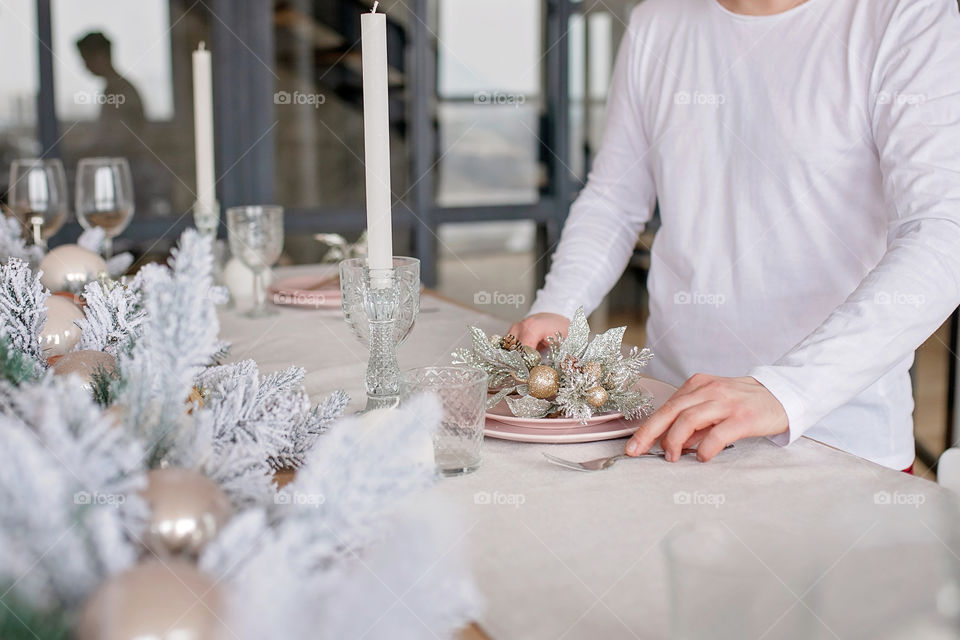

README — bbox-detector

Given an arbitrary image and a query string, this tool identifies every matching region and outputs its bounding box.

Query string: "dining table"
[221,264,960,640]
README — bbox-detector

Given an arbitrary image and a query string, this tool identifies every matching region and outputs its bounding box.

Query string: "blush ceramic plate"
[483,377,676,444]
[268,272,341,309]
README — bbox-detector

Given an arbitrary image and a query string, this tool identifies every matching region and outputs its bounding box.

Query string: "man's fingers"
[697,420,745,462]
[682,428,710,450]
[625,390,704,455]
[676,373,715,395]
[514,327,541,349]
[659,401,726,460]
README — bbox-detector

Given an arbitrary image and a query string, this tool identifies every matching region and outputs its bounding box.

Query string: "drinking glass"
[339,257,420,346]
[340,257,420,410]
[226,205,284,318]
[402,366,487,476]
[75,157,135,258]
[7,158,69,248]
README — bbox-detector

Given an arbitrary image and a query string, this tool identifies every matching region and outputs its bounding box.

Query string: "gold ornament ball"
[585,385,609,408]
[38,244,107,292]
[75,559,229,640]
[140,468,233,557]
[582,361,603,380]
[528,365,559,399]
[40,296,85,358]
[51,350,116,390]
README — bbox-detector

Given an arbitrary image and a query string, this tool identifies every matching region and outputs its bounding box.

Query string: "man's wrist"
[747,369,805,445]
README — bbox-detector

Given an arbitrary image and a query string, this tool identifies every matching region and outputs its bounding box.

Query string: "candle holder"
[339,257,420,412]
[193,199,220,240]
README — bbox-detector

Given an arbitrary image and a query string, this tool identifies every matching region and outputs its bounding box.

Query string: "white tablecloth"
[219,266,960,640]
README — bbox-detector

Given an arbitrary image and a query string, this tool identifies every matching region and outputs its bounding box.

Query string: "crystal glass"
[226,205,284,318]
[340,257,420,410]
[7,158,69,248]
[75,157,135,258]
[402,366,487,476]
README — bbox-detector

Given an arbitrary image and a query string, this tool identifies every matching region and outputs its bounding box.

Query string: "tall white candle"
[192,42,217,227]
[361,2,393,273]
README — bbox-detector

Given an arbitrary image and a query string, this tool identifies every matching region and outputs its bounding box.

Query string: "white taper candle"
[192,42,216,226]
[361,2,394,275]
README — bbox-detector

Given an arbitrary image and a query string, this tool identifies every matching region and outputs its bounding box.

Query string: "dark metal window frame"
[33,0,577,286]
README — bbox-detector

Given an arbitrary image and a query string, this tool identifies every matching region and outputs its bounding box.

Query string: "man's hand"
[508,313,570,349]
[625,374,788,462]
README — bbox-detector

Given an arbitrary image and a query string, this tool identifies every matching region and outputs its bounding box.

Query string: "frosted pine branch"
[0,258,48,362]
[116,230,225,460]
[199,395,481,639]
[76,275,147,357]
[273,389,349,469]
[0,376,147,609]
[0,217,43,267]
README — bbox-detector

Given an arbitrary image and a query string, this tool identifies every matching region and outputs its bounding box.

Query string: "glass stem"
[364,284,401,397]
[102,236,113,260]
[31,220,44,249]
[252,269,266,314]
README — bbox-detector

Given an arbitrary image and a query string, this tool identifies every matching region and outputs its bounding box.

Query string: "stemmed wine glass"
[75,157,135,258]
[226,205,284,318]
[7,158,69,248]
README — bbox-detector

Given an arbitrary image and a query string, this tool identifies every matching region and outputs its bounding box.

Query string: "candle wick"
[198,41,206,51]
[371,1,379,13]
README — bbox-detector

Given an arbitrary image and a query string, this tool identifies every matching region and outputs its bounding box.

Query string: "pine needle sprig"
[0,258,48,362]
[115,230,225,462]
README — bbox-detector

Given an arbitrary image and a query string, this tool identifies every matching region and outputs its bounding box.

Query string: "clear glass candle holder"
[402,366,487,476]
[340,257,420,411]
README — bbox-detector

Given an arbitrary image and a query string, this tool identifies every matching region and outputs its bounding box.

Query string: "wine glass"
[75,157,135,258]
[7,158,69,248]
[226,205,284,318]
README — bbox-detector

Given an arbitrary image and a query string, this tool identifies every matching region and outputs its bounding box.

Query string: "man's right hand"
[507,313,571,349]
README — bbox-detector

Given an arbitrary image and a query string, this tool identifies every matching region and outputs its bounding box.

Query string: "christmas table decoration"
[0,219,133,291]
[452,307,655,424]
[75,559,225,640]
[0,229,478,639]
[39,295,85,357]
[38,245,107,293]
[140,468,233,556]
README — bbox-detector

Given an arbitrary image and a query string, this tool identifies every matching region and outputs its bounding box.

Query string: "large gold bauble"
[39,296,85,358]
[75,559,228,640]
[38,244,107,292]
[528,365,559,399]
[140,468,233,557]
[585,385,609,408]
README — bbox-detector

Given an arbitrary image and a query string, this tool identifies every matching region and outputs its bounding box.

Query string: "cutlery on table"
[543,444,734,472]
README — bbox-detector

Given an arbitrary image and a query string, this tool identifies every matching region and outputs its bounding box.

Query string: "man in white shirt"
[509,0,960,470]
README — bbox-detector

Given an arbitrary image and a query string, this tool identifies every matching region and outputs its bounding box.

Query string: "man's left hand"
[625,374,788,462]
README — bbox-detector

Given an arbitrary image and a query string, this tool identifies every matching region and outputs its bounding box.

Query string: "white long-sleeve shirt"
[529,0,960,469]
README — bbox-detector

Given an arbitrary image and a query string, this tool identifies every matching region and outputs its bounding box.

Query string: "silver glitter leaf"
[505,395,553,419]
[486,386,516,410]
[559,308,589,360]
[583,326,626,364]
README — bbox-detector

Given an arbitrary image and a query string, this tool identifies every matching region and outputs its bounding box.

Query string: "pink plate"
[484,377,677,444]
[269,274,341,309]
